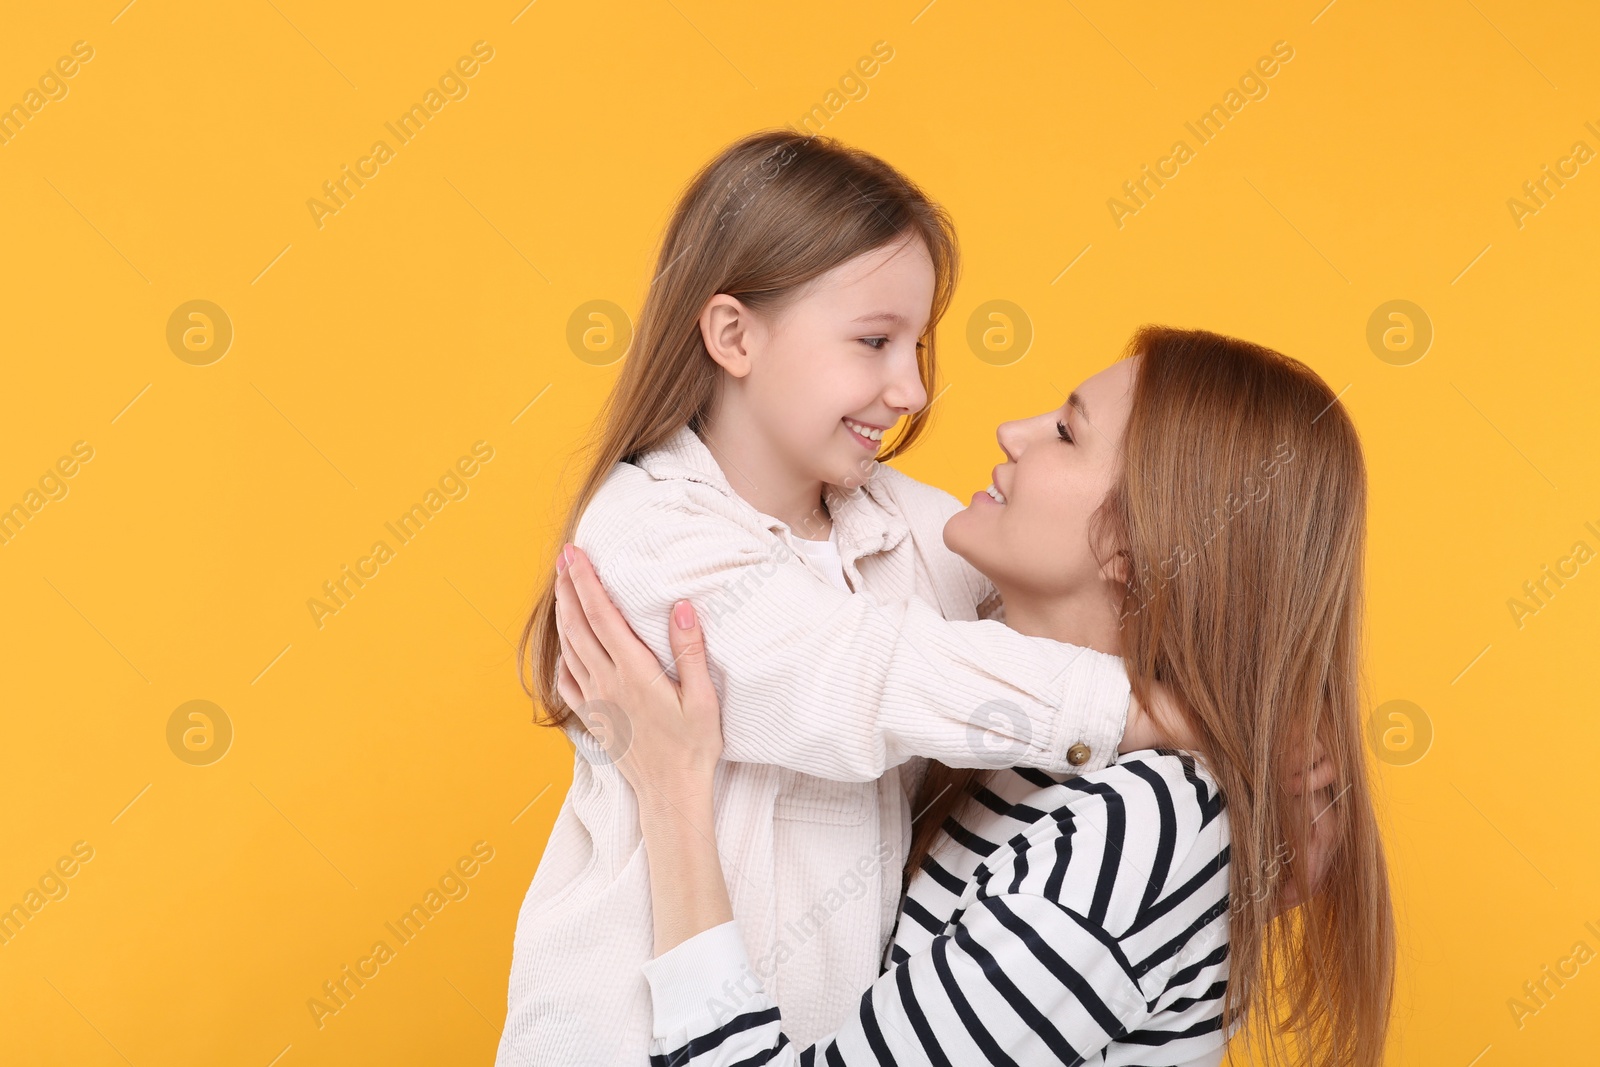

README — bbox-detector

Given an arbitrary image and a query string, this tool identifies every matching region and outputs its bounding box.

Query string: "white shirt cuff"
[642,921,757,1044]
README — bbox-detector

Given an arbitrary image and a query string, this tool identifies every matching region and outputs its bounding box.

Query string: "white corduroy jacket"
[496,426,1131,1067]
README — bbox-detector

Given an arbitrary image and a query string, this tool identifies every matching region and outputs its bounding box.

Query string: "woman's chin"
[942,508,991,571]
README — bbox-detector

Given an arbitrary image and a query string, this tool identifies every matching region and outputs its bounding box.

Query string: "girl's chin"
[828,448,881,488]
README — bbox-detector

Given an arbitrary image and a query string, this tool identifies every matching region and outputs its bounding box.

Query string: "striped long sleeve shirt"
[642,749,1237,1067]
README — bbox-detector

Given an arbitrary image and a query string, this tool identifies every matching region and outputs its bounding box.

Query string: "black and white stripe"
[648,748,1235,1067]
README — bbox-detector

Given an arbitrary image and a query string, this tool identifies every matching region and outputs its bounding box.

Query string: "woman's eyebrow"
[1067,391,1089,423]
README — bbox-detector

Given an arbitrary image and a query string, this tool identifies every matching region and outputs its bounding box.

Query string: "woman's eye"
[1057,420,1074,444]
[861,336,890,350]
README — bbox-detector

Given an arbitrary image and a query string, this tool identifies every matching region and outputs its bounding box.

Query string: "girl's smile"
[843,417,891,449]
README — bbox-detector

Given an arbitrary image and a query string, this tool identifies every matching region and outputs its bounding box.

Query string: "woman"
[554,326,1395,1066]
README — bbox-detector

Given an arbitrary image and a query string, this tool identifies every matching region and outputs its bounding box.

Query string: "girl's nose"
[883,345,928,414]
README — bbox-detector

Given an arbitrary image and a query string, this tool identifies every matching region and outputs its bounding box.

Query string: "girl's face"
[704,235,934,493]
[944,358,1137,614]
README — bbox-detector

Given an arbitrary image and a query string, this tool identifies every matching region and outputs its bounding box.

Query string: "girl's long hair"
[905,326,1395,1066]
[518,130,960,730]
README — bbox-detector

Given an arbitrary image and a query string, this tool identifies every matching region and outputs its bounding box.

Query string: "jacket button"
[1067,743,1092,766]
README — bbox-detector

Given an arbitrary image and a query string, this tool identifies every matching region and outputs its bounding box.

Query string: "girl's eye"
[861,337,890,350]
[1057,420,1074,444]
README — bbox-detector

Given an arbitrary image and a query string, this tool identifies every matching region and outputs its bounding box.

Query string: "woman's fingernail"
[673,600,695,629]
[556,544,573,574]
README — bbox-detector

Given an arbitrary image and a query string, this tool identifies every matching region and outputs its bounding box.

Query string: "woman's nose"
[996,418,1023,462]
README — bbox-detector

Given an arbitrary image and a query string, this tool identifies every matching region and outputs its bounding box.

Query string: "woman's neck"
[994,586,1123,658]
[1001,584,1204,754]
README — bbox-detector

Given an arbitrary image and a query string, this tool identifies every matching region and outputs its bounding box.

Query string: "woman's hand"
[553,543,723,816]
[554,542,734,955]
[1277,740,1339,912]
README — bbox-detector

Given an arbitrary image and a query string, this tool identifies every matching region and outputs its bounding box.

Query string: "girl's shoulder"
[578,435,753,542]
[856,464,999,616]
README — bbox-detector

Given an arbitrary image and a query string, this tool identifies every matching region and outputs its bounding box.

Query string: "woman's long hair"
[518,130,960,730]
[905,326,1395,1066]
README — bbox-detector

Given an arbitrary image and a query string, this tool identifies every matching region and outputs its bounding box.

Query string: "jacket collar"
[632,425,910,561]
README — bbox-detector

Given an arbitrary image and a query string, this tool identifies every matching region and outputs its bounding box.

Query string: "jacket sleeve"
[640,898,1157,1067]
[574,474,1128,783]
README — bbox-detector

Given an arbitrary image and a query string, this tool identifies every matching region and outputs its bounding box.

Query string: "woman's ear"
[1088,507,1131,587]
[699,294,755,378]
[1094,547,1132,588]
[1100,547,1131,586]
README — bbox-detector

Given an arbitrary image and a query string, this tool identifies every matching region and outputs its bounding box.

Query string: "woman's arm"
[638,795,730,957]
[639,895,1182,1067]
[554,558,732,955]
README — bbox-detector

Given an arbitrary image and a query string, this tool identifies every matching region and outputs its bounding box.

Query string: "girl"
[498,132,1324,1065]
[554,326,1396,1066]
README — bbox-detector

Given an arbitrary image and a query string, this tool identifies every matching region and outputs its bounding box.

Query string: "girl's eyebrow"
[851,311,910,326]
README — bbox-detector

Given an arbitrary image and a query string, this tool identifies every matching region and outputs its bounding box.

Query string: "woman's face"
[944,357,1137,606]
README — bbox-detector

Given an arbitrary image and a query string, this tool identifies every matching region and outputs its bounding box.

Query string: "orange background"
[1,0,1596,1063]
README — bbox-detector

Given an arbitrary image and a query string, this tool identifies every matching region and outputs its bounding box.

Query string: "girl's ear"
[699,294,755,378]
